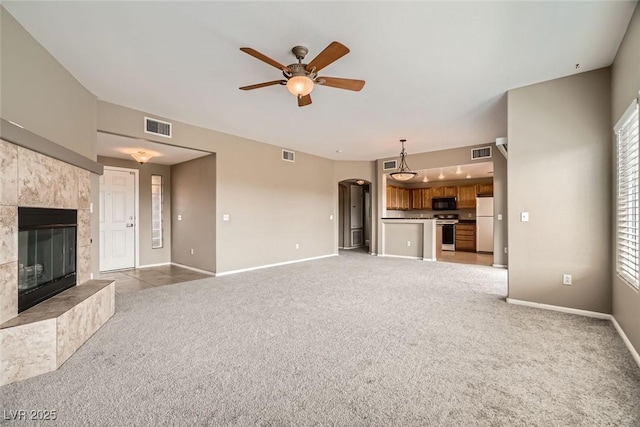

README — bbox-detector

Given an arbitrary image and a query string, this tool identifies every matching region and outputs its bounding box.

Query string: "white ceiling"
[97,132,211,166]
[4,1,636,161]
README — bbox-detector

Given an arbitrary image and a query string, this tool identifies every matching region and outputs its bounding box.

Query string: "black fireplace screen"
[18,207,77,312]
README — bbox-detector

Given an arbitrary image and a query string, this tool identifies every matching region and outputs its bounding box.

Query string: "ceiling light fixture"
[131,151,152,164]
[438,169,445,180]
[390,139,417,181]
[466,173,472,179]
[286,75,314,98]
[356,179,365,185]
[423,176,429,183]
[456,166,462,175]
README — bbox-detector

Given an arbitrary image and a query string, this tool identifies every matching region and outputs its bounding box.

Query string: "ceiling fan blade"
[298,94,312,107]
[317,77,365,91]
[305,41,350,73]
[239,80,286,90]
[240,48,291,72]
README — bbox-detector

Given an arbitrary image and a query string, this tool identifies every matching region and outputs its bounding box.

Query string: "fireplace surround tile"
[0,139,18,206]
[0,262,18,324]
[0,206,18,265]
[78,209,91,248]
[76,244,91,285]
[17,147,78,209]
[0,319,57,386]
[78,170,91,210]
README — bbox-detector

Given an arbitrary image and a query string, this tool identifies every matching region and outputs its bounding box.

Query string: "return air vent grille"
[471,146,492,160]
[145,117,172,138]
[351,229,363,246]
[383,160,397,170]
[282,149,295,162]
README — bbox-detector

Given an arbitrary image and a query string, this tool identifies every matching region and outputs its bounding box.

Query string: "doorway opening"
[338,179,372,253]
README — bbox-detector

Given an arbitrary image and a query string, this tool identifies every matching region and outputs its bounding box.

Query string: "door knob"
[126,223,134,228]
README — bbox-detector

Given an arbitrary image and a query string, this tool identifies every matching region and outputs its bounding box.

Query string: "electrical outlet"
[563,274,572,285]
[222,214,230,221]
[190,248,194,255]
[178,215,182,221]
[504,247,508,254]
[329,214,334,220]
[295,243,299,249]
[497,214,503,221]
[407,241,411,247]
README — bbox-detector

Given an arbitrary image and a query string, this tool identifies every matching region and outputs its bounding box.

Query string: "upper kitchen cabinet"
[411,189,422,210]
[457,185,477,209]
[422,187,432,209]
[399,188,410,210]
[432,186,457,198]
[386,185,410,210]
[476,183,493,196]
[386,185,397,210]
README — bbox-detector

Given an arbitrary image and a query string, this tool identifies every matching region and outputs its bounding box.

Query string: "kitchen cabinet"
[431,186,457,198]
[457,185,477,209]
[399,188,410,210]
[386,185,409,210]
[411,189,422,210]
[455,223,476,252]
[386,185,397,210]
[476,183,493,196]
[422,187,432,209]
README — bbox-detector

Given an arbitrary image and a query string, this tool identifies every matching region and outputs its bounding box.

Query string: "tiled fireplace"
[0,135,114,386]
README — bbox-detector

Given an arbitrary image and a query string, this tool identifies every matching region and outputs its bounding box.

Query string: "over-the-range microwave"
[432,197,457,211]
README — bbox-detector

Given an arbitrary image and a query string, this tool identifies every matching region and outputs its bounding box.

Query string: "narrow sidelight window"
[615,97,640,290]
[151,175,163,249]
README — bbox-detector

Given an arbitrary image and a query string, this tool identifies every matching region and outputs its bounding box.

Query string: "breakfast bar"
[381,218,438,261]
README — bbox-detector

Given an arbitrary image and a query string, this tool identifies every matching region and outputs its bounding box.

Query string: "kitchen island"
[381,218,439,261]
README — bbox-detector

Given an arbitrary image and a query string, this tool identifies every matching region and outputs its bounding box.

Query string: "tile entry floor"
[99,265,212,294]
[438,251,494,266]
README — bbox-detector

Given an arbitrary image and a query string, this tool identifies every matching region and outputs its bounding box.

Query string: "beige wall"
[0,7,100,279]
[377,144,508,265]
[383,223,423,258]
[171,155,216,272]
[98,156,172,267]
[0,7,97,161]
[97,102,336,273]
[507,68,612,313]
[612,4,640,355]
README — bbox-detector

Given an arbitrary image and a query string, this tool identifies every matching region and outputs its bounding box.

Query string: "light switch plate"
[497,214,503,220]
[178,214,182,221]
[223,214,230,221]
[521,212,529,222]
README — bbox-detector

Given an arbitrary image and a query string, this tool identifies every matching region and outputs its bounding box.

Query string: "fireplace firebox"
[18,207,77,313]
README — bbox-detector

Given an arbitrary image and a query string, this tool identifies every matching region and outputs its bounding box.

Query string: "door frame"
[101,166,140,270]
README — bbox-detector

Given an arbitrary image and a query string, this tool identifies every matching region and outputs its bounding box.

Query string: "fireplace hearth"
[18,207,77,312]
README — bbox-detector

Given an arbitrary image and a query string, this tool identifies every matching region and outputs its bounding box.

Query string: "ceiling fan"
[239,41,365,107]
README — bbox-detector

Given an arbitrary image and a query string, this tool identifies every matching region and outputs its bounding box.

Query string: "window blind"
[615,98,640,289]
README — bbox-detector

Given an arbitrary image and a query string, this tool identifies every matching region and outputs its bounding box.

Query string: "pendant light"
[131,151,153,164]
[390,139,417,181]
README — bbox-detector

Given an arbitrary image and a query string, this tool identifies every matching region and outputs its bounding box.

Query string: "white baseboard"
[380,254,422,260]
[505,298,611,320]
[492,264,507,268]
[423,257,437,262]
[611,316,640,369]
[137,262,171,269]
[215,254,338,277]
[170,262,214,276]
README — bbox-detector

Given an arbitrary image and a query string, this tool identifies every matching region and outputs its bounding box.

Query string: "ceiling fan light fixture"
[131,151,152,164]
[286,75,314,97]
[390,139,417,182]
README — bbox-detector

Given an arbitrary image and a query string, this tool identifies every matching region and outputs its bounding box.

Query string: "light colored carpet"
[2,251,639,426]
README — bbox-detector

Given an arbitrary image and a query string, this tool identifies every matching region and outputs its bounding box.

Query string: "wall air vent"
[383,160,397,170]
[282,149,295,162]
[471,146,492,160]
[144,117,172,138]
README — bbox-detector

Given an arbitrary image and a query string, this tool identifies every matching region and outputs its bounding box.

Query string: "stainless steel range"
[436,214,459,251]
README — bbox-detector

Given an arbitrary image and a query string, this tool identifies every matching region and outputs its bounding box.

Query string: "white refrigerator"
[476,197,494,253]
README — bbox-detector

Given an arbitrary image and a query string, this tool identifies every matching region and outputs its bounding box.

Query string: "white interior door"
[100,168,136,271]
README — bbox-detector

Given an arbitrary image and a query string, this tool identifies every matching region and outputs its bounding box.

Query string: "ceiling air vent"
[471,146,492,160]
[145,117,172,138]
[383,160,397,170]
[282,149,295,162]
